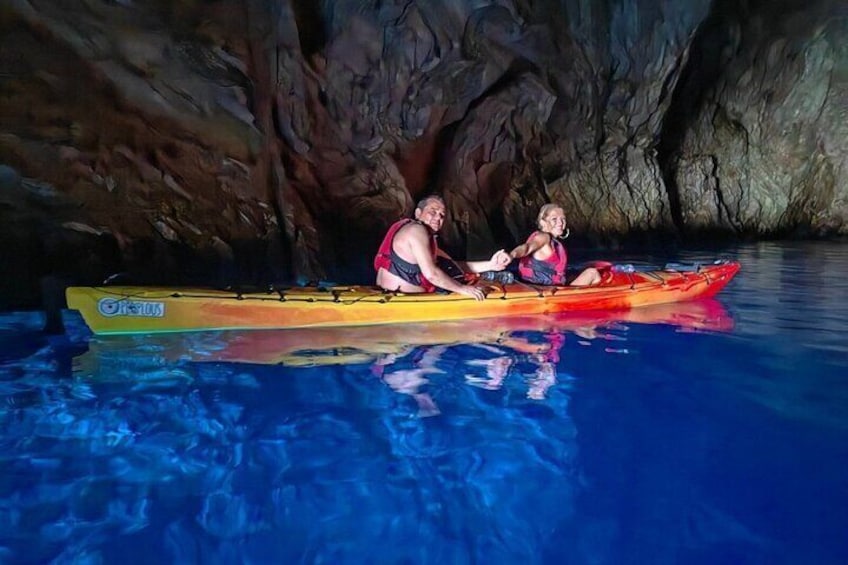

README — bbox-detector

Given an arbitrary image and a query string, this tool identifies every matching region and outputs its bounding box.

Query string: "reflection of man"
[465,344,514,390]
[375,195,510,301]
[376,346,446,418]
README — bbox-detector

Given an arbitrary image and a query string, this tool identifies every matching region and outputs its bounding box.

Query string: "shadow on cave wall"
[657,0,740,237]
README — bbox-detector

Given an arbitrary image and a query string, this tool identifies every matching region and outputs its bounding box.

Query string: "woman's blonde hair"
[536,203,564,229]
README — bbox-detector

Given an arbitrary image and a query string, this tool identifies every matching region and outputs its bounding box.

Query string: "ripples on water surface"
[1,242,846,564]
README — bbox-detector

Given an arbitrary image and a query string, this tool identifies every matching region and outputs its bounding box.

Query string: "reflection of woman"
[464,344,515,390]
[508,204,601,286]
[525,332,565,400]
[464,331,567,400]
[526,361,556,400]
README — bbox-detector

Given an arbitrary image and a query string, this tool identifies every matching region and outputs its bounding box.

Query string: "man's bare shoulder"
[396,221,428,240]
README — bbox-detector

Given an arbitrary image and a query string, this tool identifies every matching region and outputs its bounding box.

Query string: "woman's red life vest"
[373,219,438,292]
[518,233,568,285]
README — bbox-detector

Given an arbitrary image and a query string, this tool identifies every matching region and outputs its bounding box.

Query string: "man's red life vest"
[374,219,438,292]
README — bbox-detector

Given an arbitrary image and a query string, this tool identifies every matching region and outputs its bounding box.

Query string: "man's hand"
[457,284,487,301]
[490,249,511,271]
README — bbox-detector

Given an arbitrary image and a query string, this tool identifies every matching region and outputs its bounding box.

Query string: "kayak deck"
[66,260,740,335]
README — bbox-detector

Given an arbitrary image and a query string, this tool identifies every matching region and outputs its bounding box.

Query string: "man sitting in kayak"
[375,195,511,300]
[508,203,601,286]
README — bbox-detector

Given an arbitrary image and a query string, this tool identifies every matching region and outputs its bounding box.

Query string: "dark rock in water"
[0,0,845,308]
[0,329,46,364]
[0,164,21,190]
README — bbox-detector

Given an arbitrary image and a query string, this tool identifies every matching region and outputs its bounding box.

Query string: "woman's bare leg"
[570,267,601,286]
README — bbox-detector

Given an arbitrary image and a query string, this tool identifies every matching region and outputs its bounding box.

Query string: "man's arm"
[406,226,486,300]
[450,249,511,274]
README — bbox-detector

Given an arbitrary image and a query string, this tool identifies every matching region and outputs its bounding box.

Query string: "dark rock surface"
[0,0,845,308]
[663,0,848,238]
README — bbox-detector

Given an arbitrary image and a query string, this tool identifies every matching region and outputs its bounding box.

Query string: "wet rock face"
[0,0,845,307]
[663,0,848,238]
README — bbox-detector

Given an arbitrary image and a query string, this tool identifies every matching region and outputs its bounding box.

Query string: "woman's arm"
[509,232,550,260]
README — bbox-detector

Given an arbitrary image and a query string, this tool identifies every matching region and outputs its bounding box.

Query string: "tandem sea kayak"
[65,260,740,335]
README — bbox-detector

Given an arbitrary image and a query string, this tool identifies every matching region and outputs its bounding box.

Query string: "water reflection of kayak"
[77,299,733,370]
[224,299,734,366]
[65,261,740,335]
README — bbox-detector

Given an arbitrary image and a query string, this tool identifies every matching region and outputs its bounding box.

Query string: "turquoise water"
[1,242,846,564]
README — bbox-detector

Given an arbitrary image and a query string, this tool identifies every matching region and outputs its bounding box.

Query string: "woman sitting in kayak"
[508,204,601,286]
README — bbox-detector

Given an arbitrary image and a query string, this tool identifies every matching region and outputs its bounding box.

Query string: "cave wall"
[0,0,845,308]
[666,0,848,237]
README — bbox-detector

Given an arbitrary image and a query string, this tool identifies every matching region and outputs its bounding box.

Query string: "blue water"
[1,242,847,564]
